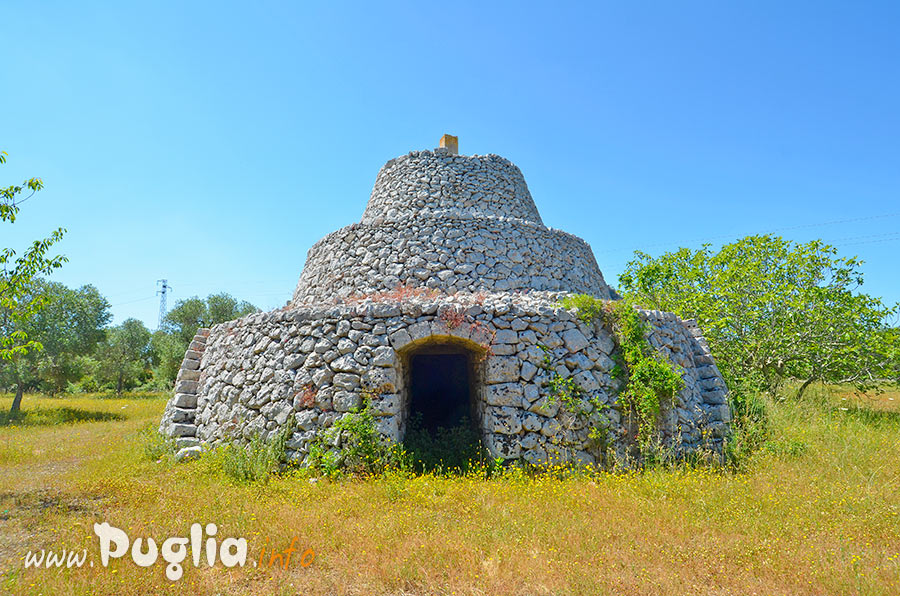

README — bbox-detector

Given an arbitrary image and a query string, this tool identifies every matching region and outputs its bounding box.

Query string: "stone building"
[160,136,731,465]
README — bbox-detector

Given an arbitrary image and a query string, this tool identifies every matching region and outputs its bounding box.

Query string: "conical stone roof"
[293,144,613,303]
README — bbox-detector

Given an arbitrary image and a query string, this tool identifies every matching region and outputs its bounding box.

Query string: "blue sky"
[3,1,899,328]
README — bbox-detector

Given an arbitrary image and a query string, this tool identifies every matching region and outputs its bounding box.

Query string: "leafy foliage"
[618,235,900,398]
[201,423,292,485]
[164,293,258,344]
[402,413,488,474]
[606,300,684,443]
[0,281,111,398]
[1,151,67,361]
[558,295,684,451]
[307,402,405,478]
[146,330,185,389]
[95,319,152,394]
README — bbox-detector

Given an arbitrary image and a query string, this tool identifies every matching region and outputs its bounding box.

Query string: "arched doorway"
[398,336,486,471]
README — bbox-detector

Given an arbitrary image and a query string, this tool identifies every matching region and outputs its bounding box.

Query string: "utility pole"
[156,279,170,330]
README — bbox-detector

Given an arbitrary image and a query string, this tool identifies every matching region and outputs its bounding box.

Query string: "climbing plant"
[537,345,611,459]
[558,294,684,448]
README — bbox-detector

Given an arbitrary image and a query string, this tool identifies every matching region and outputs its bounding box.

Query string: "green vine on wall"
[537,345,611,456]
[558,295,684,447]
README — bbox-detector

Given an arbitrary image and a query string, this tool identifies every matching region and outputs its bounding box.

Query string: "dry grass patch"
[0,388,898,595]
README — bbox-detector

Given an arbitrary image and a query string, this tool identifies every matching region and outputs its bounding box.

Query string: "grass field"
[0,387,898,595]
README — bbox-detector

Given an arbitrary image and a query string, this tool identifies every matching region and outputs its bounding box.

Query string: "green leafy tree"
[148,330,185,388]
[1,151,67,361]
[164,292,258,344]
[619,235,899,399]
[96,319,152,394]
[1,281,109,413]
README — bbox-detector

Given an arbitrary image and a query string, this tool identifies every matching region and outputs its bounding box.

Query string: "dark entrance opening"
[403,344,485,473]
[409,353,471,432]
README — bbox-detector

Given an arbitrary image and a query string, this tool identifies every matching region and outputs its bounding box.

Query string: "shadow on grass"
[834,405,900,428]
[0,407,126,427]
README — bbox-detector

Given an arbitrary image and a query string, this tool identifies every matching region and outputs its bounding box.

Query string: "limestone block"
[374,416,401,442]
[572,370,601,392]
[389,328,412,349]
[362,367,398,392]
[485,383,523,407]
[562,328,589,353]
[371,346,397,367]
[370,393,402,417]
[175,437,200,449]
[177,369,201,382]
[522,412,543,432]
[333,391,362,412]
[494,329,518,344]
[171,408,195,423]
[175,446,202,462]
[333,373,361,391]
[703,389,728,405]
[175,379,199,394]
[170,424,197,438]
[485,433,522,459]
[485,356,519,383]
[485,406,523,435]
[522,446,548,465]
[172,393,198,408]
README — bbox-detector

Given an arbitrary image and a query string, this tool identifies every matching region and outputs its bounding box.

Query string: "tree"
[0,281,111,410]
[619,235,899,398]
[96,319,152,394]
[1,151,67,361]
[164,292,257,344]
[147,330,185,388]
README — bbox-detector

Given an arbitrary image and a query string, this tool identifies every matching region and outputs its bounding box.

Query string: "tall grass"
[1,387,898,595]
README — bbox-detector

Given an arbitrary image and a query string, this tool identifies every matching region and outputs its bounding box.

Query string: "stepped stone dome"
[293,148,613,303]
[160,137,731,467]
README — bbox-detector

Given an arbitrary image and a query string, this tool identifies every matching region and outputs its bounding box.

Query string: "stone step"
[175,437,200,449]
[172,393,198,408]
[175,379,199,394]
[171,407,196,423]
[696,364,720,380]
[176,368,201,382]
[170,423,197,438]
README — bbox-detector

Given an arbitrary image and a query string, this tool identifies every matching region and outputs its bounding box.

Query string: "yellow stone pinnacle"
[439,134,458,155]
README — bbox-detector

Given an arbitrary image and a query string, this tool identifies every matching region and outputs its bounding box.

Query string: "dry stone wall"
[293,149,613,303]
[159,293,730,464]
[160,142,732,465]
[293,217,609,303]
[361,149,543,225]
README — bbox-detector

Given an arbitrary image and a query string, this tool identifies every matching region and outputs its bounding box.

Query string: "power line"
[596,210,900,255]
[109,295,157,307]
